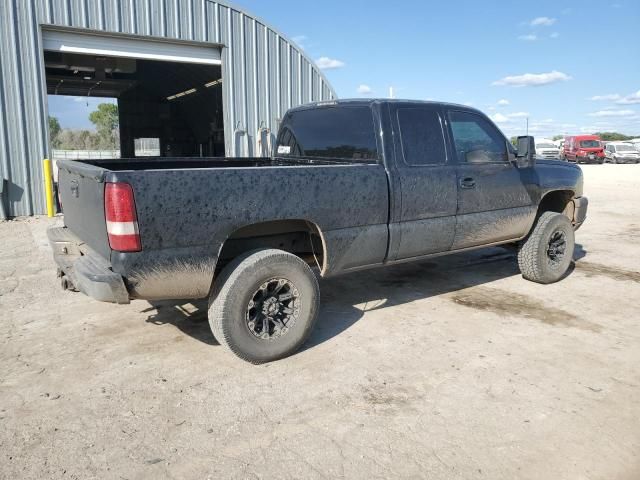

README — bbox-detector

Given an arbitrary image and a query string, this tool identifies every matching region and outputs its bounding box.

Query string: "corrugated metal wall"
[0,0,336,217]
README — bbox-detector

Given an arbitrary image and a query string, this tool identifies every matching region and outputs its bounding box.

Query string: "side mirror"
[515,136,536,167]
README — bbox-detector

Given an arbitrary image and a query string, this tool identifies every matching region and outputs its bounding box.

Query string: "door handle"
[459,177,476,189]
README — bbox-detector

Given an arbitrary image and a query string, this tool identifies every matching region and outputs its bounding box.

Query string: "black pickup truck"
[49,100,588,363]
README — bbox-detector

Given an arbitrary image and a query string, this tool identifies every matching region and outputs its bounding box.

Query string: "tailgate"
[57,160,111,260]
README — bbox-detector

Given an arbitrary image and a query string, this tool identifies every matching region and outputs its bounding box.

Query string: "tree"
[89,103,119,149]
[552,135,564,141]
[49,116,61,148]
[594,132,634,142]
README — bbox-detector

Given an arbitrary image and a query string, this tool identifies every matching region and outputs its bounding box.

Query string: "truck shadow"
[144,300,218,345]
[304,243,587,351]
[142,243,587,350]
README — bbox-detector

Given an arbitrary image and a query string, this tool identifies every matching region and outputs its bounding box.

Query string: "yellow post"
[43,158,55,218]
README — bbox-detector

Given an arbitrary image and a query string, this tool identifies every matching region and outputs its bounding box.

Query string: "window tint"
[397,108,446,166]
[276,106,378,161]
[448,111,508,163]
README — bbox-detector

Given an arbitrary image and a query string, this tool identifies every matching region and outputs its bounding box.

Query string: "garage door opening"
[43,29,225,160]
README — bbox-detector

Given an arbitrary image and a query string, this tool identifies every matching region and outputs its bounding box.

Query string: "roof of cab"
[288,98,481,113]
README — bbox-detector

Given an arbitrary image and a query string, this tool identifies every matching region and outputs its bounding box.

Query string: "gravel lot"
[1,164,639,480]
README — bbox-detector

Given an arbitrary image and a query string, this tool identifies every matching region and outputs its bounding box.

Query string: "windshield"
[536,143,556,149]
[580,140,600,148]
[616,144,635,152]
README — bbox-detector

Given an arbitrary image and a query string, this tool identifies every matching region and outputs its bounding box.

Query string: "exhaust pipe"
[58,269,77,292]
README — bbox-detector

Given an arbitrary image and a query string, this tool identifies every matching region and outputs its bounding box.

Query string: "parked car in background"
[535,139,561,159]
[604,142,640,164]
[629,138,640,152]
[562,135,605,164]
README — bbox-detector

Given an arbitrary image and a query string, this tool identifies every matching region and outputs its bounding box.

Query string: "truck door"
[444,109,535,250]
[389,104,458,260]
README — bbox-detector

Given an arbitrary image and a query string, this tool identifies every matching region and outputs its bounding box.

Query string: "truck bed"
[74,156,372,172]
[56,156,390,299]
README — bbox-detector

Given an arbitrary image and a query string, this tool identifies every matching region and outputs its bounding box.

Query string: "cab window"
[275,106,378,161]
[448,111,508,163]
[397,107,447,166]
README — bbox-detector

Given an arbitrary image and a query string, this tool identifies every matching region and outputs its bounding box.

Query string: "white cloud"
[490,112,529,123]
[357,84,373,95]
[616,90,640,105]
[497,99,510,106]
[589,93,622,101]
[588,109,636,117]
[315,57,345,70]
[492,70,571,87]
[291,35,308,49]
[518,34,538,41]
[491,113,510,123]
[550,32,560,38]
[530,16,557,26]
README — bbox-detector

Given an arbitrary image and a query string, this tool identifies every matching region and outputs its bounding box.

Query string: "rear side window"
[397,108,447,166]
[276,106,378,161]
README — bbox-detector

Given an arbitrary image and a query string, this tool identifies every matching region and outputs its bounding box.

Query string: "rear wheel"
[518,212,575,284]
[208,249,320,364]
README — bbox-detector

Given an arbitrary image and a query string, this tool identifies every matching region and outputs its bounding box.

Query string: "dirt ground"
[1,165,639,480]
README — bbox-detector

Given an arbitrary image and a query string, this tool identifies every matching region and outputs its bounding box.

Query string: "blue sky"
[49,96,116,130]
[50,0,639,138]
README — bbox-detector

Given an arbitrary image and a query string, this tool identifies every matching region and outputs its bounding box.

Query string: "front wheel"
[208,249,320,363]
[518,211,575,284]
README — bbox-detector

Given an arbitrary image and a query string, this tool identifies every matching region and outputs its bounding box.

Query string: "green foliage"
[52,103,120,151]
[88,103,120,149]
[48,116,61,148]
[510,136,518,146]
[551,135,564,141]
[594,132,634,142]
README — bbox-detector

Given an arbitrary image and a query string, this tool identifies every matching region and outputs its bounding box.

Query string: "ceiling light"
[166,88,197,101]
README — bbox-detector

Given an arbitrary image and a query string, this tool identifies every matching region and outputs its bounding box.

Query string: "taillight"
[104,182,142,252]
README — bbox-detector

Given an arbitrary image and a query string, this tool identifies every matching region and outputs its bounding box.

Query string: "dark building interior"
[44,51,225,157]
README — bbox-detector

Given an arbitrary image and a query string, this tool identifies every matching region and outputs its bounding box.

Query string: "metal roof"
[0,0,337,217]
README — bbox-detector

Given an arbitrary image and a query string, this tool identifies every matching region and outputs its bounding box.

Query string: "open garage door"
[43,28,225,159]
[42,29,221,65]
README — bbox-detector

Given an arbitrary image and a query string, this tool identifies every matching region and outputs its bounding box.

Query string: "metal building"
[0,0,337,217]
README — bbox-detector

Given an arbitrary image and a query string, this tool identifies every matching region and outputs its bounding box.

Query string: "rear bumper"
[573,196,588,230]
[47,227,130,304]
[576,156,604,164]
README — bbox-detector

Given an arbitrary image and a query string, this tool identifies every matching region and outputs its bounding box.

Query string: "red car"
[562,135,605,164]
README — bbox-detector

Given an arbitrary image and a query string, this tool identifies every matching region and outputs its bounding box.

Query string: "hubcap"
[246,278,300,340]
[547,230,567,267]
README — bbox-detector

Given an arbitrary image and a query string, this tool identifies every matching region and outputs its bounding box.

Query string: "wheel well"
[216,220,326,275]
[537,190,575,218]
